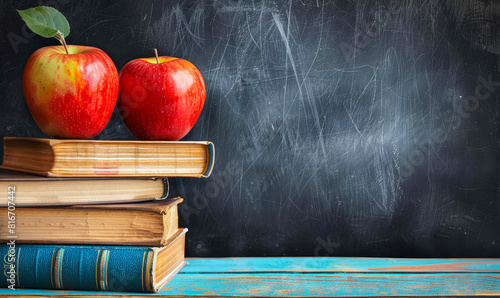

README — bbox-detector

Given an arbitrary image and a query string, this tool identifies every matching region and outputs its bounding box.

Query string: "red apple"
[22,45,119,138]
[117,53,205,140]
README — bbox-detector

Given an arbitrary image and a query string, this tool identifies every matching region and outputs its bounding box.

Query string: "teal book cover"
[1,229,186,293]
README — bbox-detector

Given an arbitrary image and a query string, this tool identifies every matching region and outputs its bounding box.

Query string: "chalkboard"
[1,0,499,257]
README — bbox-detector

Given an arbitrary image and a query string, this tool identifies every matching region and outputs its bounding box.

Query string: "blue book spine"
[1,243,159,292]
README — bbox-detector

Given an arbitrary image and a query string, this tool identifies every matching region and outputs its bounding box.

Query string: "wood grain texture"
[163,273,500,296]
[182,257,500,273]
[0,257,498,296]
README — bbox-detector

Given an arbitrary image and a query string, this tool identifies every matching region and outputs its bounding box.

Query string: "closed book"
[1,198,183,246]
[1,229,187,292]
[0,168,168,206]
[1,137,214,178]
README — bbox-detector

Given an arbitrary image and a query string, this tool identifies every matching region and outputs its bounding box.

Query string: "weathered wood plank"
[0,257,499,296]
[2,273,498,296]
[162,273,500,296]
[183,257,500,273]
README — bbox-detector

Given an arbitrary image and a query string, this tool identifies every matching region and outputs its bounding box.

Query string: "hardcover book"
[1,137,215,178]
[0,168,168,206]
[1,229,187,292]
[0,197,183,246]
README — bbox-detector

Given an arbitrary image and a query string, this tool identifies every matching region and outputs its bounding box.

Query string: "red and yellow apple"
[22,45,119,138]
[117,54,205,140]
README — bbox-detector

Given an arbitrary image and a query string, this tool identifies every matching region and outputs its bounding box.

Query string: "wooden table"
[1,257,499,296]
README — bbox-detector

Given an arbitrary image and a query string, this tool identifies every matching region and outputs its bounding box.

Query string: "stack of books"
[0,137,214,292]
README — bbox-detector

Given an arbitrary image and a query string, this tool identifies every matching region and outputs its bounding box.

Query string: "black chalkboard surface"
[1,0,499,257]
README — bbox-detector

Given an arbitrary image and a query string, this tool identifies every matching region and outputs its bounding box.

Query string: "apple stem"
[153,48,159,64]
[55,30,69,54]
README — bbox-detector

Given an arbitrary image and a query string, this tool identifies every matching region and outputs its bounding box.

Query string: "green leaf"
[17,6,70,39]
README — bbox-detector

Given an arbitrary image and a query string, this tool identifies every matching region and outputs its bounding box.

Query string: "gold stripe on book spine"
[99,250,109,290]
[53,249,65,289]
[140,251,147,292]
[95,250,102,290]
[145,251,154,291]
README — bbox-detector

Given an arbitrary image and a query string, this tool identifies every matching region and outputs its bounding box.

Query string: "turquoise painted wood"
[183,257,500,272]
[1,257,499,296]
